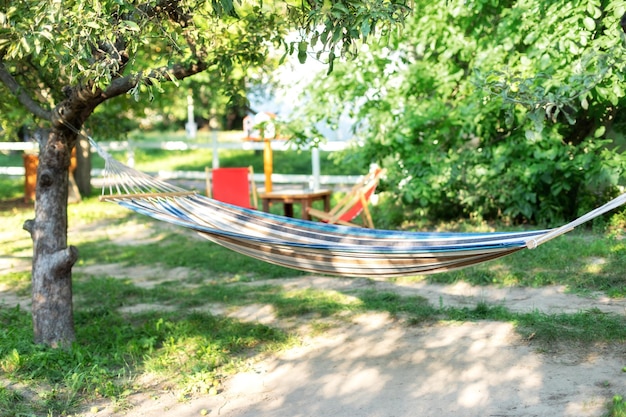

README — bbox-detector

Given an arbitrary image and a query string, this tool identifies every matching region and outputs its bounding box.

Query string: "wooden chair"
[205,166,258,209]
[306,168,385,228]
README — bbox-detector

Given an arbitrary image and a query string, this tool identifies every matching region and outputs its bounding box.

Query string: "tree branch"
[49,59,210,132]
[102,61,209,99]
[48,246,79,276]
[0,60,52,121]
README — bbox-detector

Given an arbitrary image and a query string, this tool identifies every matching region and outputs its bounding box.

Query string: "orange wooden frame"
[306,168,385,228]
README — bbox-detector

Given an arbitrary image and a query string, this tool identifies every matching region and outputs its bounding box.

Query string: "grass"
[0,151,24,169]
[123,146,356,176]
[1,176,625,416]
[0,304,291,416]
[0,177,23,201]
[608,395,626,417]
[127,129,366,175]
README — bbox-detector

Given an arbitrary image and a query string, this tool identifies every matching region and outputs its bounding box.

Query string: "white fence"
[0,139,362,188]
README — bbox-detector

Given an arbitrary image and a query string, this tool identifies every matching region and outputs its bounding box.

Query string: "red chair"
[306,168,385,228]
[206,166,258,209]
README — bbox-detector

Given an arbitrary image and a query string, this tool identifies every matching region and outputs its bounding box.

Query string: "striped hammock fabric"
[90,138,626,278]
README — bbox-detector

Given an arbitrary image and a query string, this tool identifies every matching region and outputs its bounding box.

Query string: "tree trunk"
[75,136,92,197]
[23,128,78,348]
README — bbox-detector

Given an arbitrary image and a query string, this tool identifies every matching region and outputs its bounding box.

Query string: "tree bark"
[23,128,78,348]
[74,137,92,197]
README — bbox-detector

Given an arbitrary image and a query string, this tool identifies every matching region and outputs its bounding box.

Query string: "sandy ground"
[1,225,626,417]
[111,319,623,417]
[92,276,626,417]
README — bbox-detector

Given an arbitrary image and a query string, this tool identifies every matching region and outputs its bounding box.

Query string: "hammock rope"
[88,137,626,278]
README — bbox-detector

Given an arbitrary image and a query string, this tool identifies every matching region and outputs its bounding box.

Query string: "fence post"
[311,147,321,190]
[185,93,198,139]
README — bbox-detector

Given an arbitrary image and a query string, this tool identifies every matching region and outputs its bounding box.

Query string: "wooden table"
[259,189,332,220]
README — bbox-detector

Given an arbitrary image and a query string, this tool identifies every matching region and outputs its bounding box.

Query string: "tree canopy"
[290,0,626,226]
[0,0,410,139]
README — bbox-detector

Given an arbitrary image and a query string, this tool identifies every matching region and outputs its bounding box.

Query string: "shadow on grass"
[0,302,290,417]
[3,267,626,416]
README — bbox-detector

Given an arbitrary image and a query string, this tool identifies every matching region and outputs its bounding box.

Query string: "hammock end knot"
[525,239,538,250]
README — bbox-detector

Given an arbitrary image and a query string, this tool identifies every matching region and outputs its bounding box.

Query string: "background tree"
[289,0,626,228]
[0,0,410,347]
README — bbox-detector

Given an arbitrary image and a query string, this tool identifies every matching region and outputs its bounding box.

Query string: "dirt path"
[106,313,625,417]
[91,271,625,417]
[2,257,626,417]
[73,265,626,417]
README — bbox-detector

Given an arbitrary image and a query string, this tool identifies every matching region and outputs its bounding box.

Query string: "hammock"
[90,138,626,278]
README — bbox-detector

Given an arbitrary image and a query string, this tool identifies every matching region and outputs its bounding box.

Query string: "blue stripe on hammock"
[118,198,545,254]
[192,194,545,241]
[183,196,547,245]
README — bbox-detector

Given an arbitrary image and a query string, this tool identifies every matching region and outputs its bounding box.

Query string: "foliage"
[290,0,626,226]
[0,0,410,137]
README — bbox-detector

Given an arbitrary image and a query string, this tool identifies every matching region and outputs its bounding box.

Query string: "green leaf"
[332,3,349,14]
[39,30,54,42]
[528,109,545,134]
[361,20,371,38]
[0,37,10,51]
[165,70,179,87]
[582,17,595,31]
[33,37,41,54]
[331,26,343,43]
[327,51,335,75]
[297,41,307,64]
[580,96,588,110]
[19,36,31,54]
[594,126,606,138]
[148,77,161,91]
[586,3,602,19]
[320,28,329,46]
[121,20,140,32]
[278,49,288,65]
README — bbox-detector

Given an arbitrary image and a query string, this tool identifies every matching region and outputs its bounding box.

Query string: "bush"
[291,0,626,227]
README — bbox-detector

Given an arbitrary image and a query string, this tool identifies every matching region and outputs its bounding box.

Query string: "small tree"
[0,0,410,347]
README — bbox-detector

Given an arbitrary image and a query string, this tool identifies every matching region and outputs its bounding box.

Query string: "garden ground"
[2,221,625,416]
